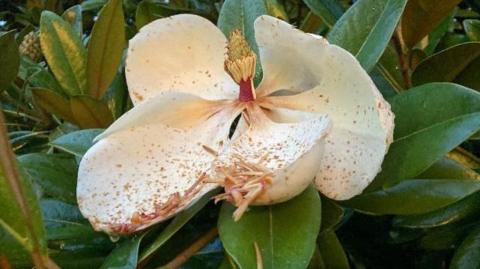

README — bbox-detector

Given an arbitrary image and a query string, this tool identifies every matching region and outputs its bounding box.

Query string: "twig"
[392,27,412,89]
[159,227,219,269]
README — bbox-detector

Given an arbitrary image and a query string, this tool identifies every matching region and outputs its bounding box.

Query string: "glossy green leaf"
[87,0,125,99]
[400,0,462,48]
[303,0,343,28]
[81,0,107,11]
[62,5,83,36]
[0,31,20,92]
[0,112,47,265]
[218,186,321,269]
[217,0,267,81]
[464,19,480,41]
[69,95,113,128]
[318,230,349,269]
[39,11,88,95]
[392,192,480,228]
[450,226,480,269]
[345,179,480,215]
[50,128,103,157]
[368,83,480,189]
[412,42,480,91]
[139,189,218,262]
[328,0,407,72]
[18,153,77,203]
[100,236,143,269]
[29,68,65,95]
[372,44,405,95]
[31,88,76,123]
[102,71,129,119]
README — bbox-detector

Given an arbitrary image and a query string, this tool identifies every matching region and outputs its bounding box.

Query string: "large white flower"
[77,14,394,234]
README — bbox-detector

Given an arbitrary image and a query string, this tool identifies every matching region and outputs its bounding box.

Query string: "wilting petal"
[77,94,242,234]
[126,14,237,104]
[255,16,394,200]
[215,105,330,218]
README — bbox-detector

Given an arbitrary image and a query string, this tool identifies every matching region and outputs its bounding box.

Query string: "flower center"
[225,30,256,102]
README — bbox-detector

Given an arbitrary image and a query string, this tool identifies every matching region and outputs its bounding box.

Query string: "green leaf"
[420,221,479,250]
[50,128,103,157]
[139,189,218,262]
[0,31,20,92]
[424,11,455,55]
[218,186,321,269]
[29,68,65,95]
[69,95,113,128]
[345,179,480,215]
[327,0,407,72]
[392,192,480,228]
[372,44,406,95]
[62,5,83,36]
[31,88,76,123]
[400,0,462,48]
[0,112,48,266]
[464,19,480,41]
[102,71,129,119]
[412,42,480,91]
[303,0,344,28]
[217,0,267,82]
[450,226,480,269]
[40,11,88,95]
[87,0,125,99]
[368,83,480,189]
[18,153,77,204]
[418,157,480,180]
[100,236,143,269]
[135,1,184,30]
[320,197,344,232]
[317,230,349,269]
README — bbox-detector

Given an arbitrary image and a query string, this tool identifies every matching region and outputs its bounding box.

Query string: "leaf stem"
[159,227,218,269]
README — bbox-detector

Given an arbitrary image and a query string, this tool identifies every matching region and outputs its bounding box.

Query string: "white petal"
[255,16,394,200]
[77,95,241,234]
[216,105,330,206]
[126,14,237,104]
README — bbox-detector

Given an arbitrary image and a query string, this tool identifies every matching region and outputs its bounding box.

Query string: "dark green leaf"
[303,0,343,28]
[321,197,344,232]
[420,221,478,250]
[464,19,480,41]
[102,71,129,119]
[0,31,20,92]
[39,11,88,95]
[217,0,267,81]
[62,5,83,36]
[317,230,349,269]
[18,153,77,203]
[87,0,125,99]
[218,186,321,269]
[28,68,65,95]
[81,0,107,11]
[50,128,103,157]
[412,42,480,91]
[139,189,218,262]
[400,0,462,48]
[418,157,480,180]
[368,83,480,189]
[69,95,113,128]
[328,0,407,71]
[345,179,480,215]
[450,226,480,269]
[100,236,143,269]
[393,192,480,228]
[135,1,185,30]
[32,88,76,123]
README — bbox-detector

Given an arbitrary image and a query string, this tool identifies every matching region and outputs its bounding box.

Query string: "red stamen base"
[238,79,255,102]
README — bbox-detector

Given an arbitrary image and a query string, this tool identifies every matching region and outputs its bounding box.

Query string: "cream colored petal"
[216,105,330,207]
[77,95,242,234]
[255,16,394,200]
[126,14,237,104]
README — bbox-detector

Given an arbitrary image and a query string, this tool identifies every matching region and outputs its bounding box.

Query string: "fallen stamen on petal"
[211,154,273,221]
